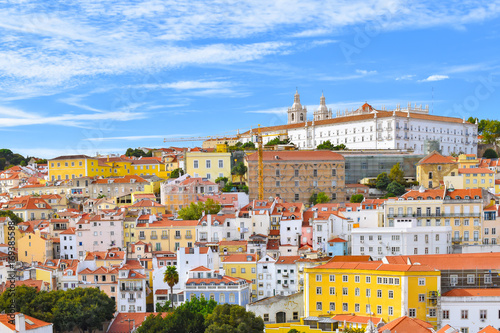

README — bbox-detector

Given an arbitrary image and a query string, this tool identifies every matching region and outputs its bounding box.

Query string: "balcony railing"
[175,235,181,239]
[161,235,168,239]
[151,235,158,240]
[128,298,136,303]
[282,272,289,277]
[283,283,288,288]
[452,237,462,243]
[199,237,208,242]
[121,287,143,291]
[139,236,146,240]
[185,235,192,239]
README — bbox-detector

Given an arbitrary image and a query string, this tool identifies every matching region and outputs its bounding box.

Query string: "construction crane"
[163,126,288,201]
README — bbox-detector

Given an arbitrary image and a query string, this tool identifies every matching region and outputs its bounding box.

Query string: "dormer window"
[455,196,461,200]
[464,196,470,200]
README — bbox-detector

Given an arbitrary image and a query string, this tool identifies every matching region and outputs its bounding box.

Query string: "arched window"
[291,113,295,122]
[300,113,304,121]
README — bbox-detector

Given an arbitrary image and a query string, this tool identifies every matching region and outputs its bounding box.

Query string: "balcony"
[128,298,136,303]
[282,272,289,277]
[139,236,146,240]
[161,235,168,239]
[199,237,208,242]
[185,235,192,239]
[120,286,143,292]
[150,235,158,240]
[283,283,288,288]
[452,237,462,243]
[175,235,181,239]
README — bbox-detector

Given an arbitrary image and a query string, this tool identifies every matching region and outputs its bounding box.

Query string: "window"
[484,274,492,284]
[354,275,360,283]
[343,303,348,312]
[467,274,475,284]
[461,310,468,319]
[377,290,382,298]
[329,302,335,311]
[342,275,348,282]
[377,305,382,315]
[355,288,360,296]
[388,290,394,299]
[293,312,298,320]
[355,303,360,312]
[313,169,317,177]
[329,274,335,282]
[206,160,211,168]
[429,308,436,317]
[263,314,269,322]
[388,306,393,316]
[418,294,425,302]
[316,274,322,282]
[329,287,335,295]
[442,310,449,319]
[316,302,322,311]
[218,160,223,168]
[366,289,371,297]
[316,287,322,295]
[418,278,425,286]
[193,160,199,168]
[480,309,487,319]
[342,288,348,296]
[450,275,458,286]
[409,309,416,317]
[366,276,371,283]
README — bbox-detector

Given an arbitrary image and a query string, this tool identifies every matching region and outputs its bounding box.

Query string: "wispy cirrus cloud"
[84,134,198,142]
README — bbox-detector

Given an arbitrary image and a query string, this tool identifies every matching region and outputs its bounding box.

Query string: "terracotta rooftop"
[443,288,500,297]
[107,312,167,333]
[378,316,433,333]
[385,253,500,270]
[417,151,456,165]
[221,254,257,263]
[478,326,500,333]
[275,256,301,265]
[0,313,52,331]
[331,314,383,325]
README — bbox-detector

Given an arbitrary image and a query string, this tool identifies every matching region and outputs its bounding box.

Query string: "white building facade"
[256,254,277,299]
[241,92,478,155]
[351,218,452,260]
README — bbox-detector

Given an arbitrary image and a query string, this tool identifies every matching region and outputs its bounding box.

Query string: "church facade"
[242,91,478,156]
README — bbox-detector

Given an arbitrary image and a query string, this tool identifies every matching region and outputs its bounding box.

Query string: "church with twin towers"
[242,90,478,156]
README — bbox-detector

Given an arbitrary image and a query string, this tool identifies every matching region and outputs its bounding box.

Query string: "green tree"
[215,176,228,185]
[350,194,364,203]
[241,142,256,149]
[231,162,248,184]
[155,300,172,312]
[169,168,185,179]
[316,140,335,150]
[386,181,406,196]
[265,137,291,146]
[0,210,23,224]
[163,266,179,310]
[375,172,391,191]
[205,303,264,333]
[483,148,499,159]
[204,198,222,214]
[315,192,330,204]
[0,157,5,170]
[388,162,405,184]
[0,285,38,313]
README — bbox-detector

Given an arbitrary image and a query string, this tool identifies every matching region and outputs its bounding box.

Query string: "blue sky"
[1,0,500,158]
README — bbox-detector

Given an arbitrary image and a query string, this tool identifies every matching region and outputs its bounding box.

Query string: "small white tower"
[287,89,307,124]
[313,92,333,121]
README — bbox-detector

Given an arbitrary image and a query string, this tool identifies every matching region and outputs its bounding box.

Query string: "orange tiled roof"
[443,288,500,297]
[221,254,257,263]
[478,326,500,333]
[332,314,383,325]
[378,316,433,333]
[385,253,500,270]
[458,167,494,174]
[417,151,456,165]
[0,313,52,330]
[275,256,301,265]
[107,313,167,333]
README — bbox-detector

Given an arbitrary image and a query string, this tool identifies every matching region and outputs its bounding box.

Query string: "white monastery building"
[241,90,478,155]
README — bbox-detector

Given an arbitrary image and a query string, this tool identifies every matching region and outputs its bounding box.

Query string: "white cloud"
[419,75,450,82]
[395,74,415,81]
[320,69,377,81]
[1,0,499,98]
[85,134,198,142]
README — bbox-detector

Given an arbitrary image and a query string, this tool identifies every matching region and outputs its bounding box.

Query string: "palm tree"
[163,265,179,309]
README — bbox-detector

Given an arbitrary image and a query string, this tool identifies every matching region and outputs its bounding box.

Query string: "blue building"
[326,237,348,257]
[185,266,252,306]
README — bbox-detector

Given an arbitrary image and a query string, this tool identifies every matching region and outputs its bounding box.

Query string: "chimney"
[15,313,26,333]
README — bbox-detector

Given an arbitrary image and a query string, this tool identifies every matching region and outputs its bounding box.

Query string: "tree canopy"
[205,303,264,333]
[137,297,218,333]
[350,194,364,203]
[0,286,115,333]
[163,266,179,309]
[265,137,291,146]
[375,172,391,191]
[386,181,406,196]
[483,148,499,159]
[0,149,32,170]
[316,140,347,150]
[0,210,23,224]
[125,148,153,157]
[231,162,248,184]
[467,118,500,146]
[388,162,405,184]
[169,168,185,179]
[177,199,221,220]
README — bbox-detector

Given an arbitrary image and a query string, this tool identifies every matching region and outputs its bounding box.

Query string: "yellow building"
[219,240,248,255]
[49,155,170,182]
[457,167,495,190]
[202,137,241,149]
[18,230,53,263]
[457,153,479,168]
[388,188,486,246]
[304,261,440,327]
[221,253,258,298]
[136,217,198,252]
[185,151,232,181]
[416,151,457,189]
